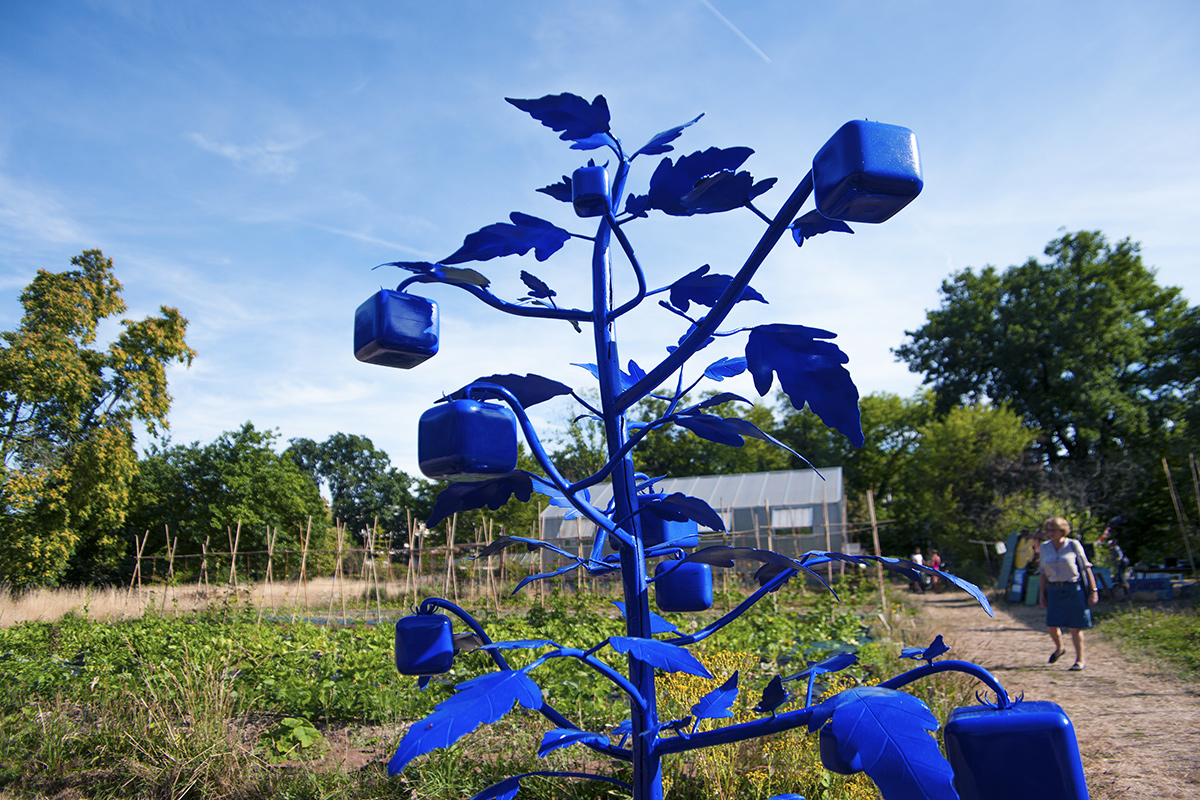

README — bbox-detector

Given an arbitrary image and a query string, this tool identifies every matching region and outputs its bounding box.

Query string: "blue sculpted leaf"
[476,535,578,562]
[570,132,616,151]
[667,265,766,314]
[476,639,559,652]
[513,561,582,594]
[674,412,813,468]
[612,601,679,635]
[623,192,650,218]
[691,671,739,728]
[452,372,572,408]
[537,176,574,203]
[521,271,556,299]
[784,651,857,682]
[609,637,713,678]
[613,719,633,738]
[790,209,854,247]
[667,321,716,355]
[756,675,790,715]
[810,687,958,800]
[469,775,522,800]
[506,93,611,142]
[538,728,609,758]
[388,670,543,775]
[379,260,437,274]
[900,634,950,664]
[645,146,755,216]
[427,472,534,528]
[690,392,752,410]
[683,171,776,214]
[745,324,864,447]
[642,492,725,532]
[528,475,590,521]
[571,361,642,393]
[704,356,748,381]
[766,795,806,800]
[859,556,993,616]
[442,212,571,264]
[634,113,704,157]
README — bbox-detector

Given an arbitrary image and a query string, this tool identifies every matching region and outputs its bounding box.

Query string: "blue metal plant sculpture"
[356,93,1088,800]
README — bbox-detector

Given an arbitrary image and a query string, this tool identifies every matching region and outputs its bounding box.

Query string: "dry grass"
[0,576,464,628]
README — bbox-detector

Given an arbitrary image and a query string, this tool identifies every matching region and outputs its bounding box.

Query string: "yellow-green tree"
[0,250,195,586]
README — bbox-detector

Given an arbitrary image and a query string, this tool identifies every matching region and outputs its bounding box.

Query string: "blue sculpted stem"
[589,159,665,800]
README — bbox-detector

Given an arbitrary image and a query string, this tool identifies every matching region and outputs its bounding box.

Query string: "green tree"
[894,231,1196,559]
[285,433,416,547]
[894,231,1189,466]
[0,250,194,586]
[125,423,329,567]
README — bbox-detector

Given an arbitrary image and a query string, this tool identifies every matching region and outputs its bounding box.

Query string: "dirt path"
[909,592,1200,799]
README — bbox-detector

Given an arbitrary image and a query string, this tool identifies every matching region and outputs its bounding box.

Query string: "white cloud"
[186,132,304,176]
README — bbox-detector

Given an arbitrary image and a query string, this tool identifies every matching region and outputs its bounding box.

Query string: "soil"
[910,591,1200,800]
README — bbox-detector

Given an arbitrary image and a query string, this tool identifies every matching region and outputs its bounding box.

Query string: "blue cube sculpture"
[638,494,700,548]
[572,165,610,217]
[655,561,714,612]
[812,120,923,223]
[944,701,1088,800]
[418,399,519,481]
[354,289,439,369]
[395,614,455,675]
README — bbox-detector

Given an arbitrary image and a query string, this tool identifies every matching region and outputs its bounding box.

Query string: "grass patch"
[1095,599,1200,681]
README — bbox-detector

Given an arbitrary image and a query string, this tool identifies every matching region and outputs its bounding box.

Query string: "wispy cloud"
[186,133,305,176]
[697,0,771,64]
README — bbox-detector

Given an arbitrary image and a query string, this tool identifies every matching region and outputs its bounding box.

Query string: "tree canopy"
[285,432,416,546]
[0,250,194,585]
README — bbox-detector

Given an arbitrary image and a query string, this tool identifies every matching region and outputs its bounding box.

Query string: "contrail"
[697,0,772,64]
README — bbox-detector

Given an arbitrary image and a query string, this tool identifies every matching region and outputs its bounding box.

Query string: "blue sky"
[2,1,1197,477]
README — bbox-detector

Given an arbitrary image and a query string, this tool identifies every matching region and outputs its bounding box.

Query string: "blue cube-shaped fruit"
[812,120,923,223]
[354,289,439,369]
[418,400,518,481]
[944,701,1088,800]
[639,494,700,548]
[655,561,714,612]
[395,614,454,675]
[572,165,610,217]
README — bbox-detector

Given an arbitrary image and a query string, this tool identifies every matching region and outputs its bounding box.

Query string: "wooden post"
[200,535,210,590]
[228,522,241,587]
[1162,458,1198,574]
[867,489,889,630]
[821,484,834,583]
[299,516,312,615]
[371,518,383,624]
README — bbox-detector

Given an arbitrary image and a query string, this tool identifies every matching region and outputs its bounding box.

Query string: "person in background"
[1037,517,1099,671]
[928,548,942,590]
[910,546,926,592]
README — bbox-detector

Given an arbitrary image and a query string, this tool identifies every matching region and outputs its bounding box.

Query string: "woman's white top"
[1039,538,1092,583]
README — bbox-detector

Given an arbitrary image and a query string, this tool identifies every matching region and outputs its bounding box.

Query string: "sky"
[2,1,1198,477]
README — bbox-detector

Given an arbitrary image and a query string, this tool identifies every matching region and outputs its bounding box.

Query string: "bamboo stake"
[129,529,148,594]
[300,516,312,615]
[821,484,833,583]
[371,518,383,624]
[228,522,241,587]
[405,509,416,603]
[867,489,889,631]
[1162,458,1198,574]
[257,526,277,624]
[450,514,460,604]
[339,522,348,625]
[1190,454,1200,568]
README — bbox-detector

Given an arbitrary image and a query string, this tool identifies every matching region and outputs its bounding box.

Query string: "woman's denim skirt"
[1046,581,1092,629]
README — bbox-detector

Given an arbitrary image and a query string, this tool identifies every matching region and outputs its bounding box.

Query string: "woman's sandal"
[1069,662,1085,671]
[1049,649,1065,664]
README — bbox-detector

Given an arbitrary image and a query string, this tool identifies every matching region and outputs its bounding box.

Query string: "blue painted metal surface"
[356,92,1084,800]
[417,399,518,481]
[353,289,439,368]
[945,701,1089,800]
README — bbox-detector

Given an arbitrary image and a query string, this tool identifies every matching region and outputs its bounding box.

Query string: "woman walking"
[1037,517,1099,671]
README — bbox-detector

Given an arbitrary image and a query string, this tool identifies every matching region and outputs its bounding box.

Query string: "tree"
[0,250,194,586]
[285,433,415,546]
[895,231,1190,466]
[894,232,1196,553]
[124,422,329,566]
